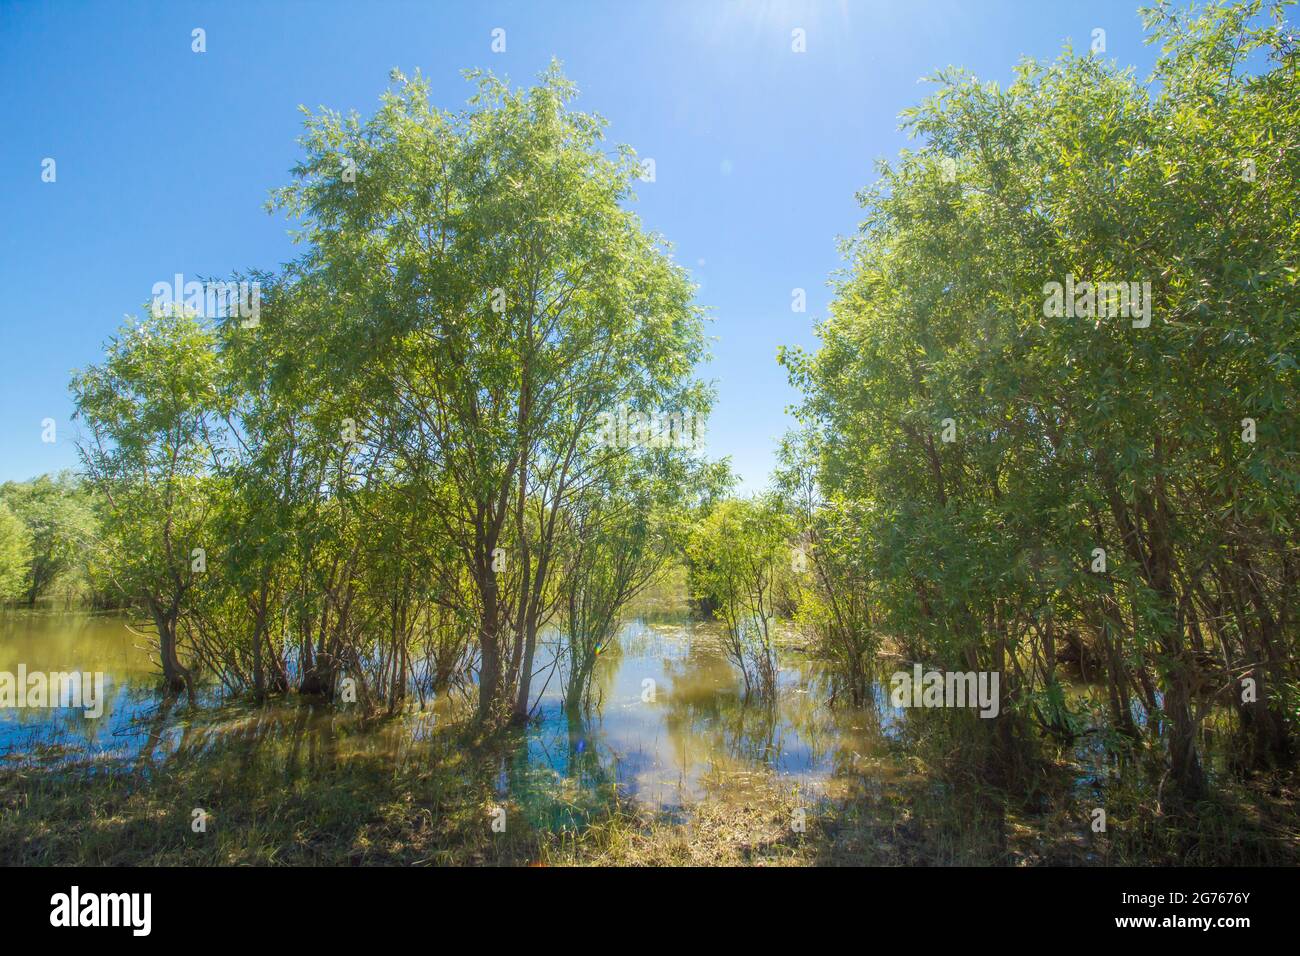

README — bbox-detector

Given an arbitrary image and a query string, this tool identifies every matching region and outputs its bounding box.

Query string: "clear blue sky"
[1,0,1164,491]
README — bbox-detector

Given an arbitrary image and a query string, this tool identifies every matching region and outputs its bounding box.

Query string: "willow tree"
[687,496,793,698]
[773,430,879,707]
[783,0,1298,802]
[558,451,725,714]
[72,308,225,696]
[272,63,710,723]
[199,272,348,699]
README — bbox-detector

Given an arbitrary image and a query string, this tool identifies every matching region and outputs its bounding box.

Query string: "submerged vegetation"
[2,1,1298,866]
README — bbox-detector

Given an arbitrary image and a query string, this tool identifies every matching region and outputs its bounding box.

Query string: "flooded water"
[0,611,164,760]
[4,601,1276,868]
[0,602,903,813]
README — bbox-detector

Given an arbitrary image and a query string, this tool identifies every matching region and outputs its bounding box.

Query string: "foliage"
[780,0,1300,800]
[69,64,714,723]
[0,500,32,603]
[0,472,103,606]
[687,496,793,697]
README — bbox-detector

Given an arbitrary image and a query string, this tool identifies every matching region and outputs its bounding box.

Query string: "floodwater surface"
[0,604,903,812]
[3,602,1276,868]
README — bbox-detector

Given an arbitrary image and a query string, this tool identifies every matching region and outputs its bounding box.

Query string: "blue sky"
[1,0,1167,491]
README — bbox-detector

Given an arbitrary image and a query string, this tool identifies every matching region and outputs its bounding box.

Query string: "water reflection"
[0,611,166,760]
[3,604,1273,868]
[0,606,896,812]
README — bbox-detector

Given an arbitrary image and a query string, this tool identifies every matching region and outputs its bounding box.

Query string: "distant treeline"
[0,472,121,609]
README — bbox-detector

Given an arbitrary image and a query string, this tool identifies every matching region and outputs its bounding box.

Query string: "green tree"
[558,452,722,713]
[71,307,225,696]
[0,472,99,605]
[0,501,32,603]
[272,63,710,723]
[687,496,793,698]
[773,430,879,707]
[782,0,1299,801]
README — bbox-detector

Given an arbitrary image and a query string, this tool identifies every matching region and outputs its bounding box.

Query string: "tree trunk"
[151,602,190,696]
